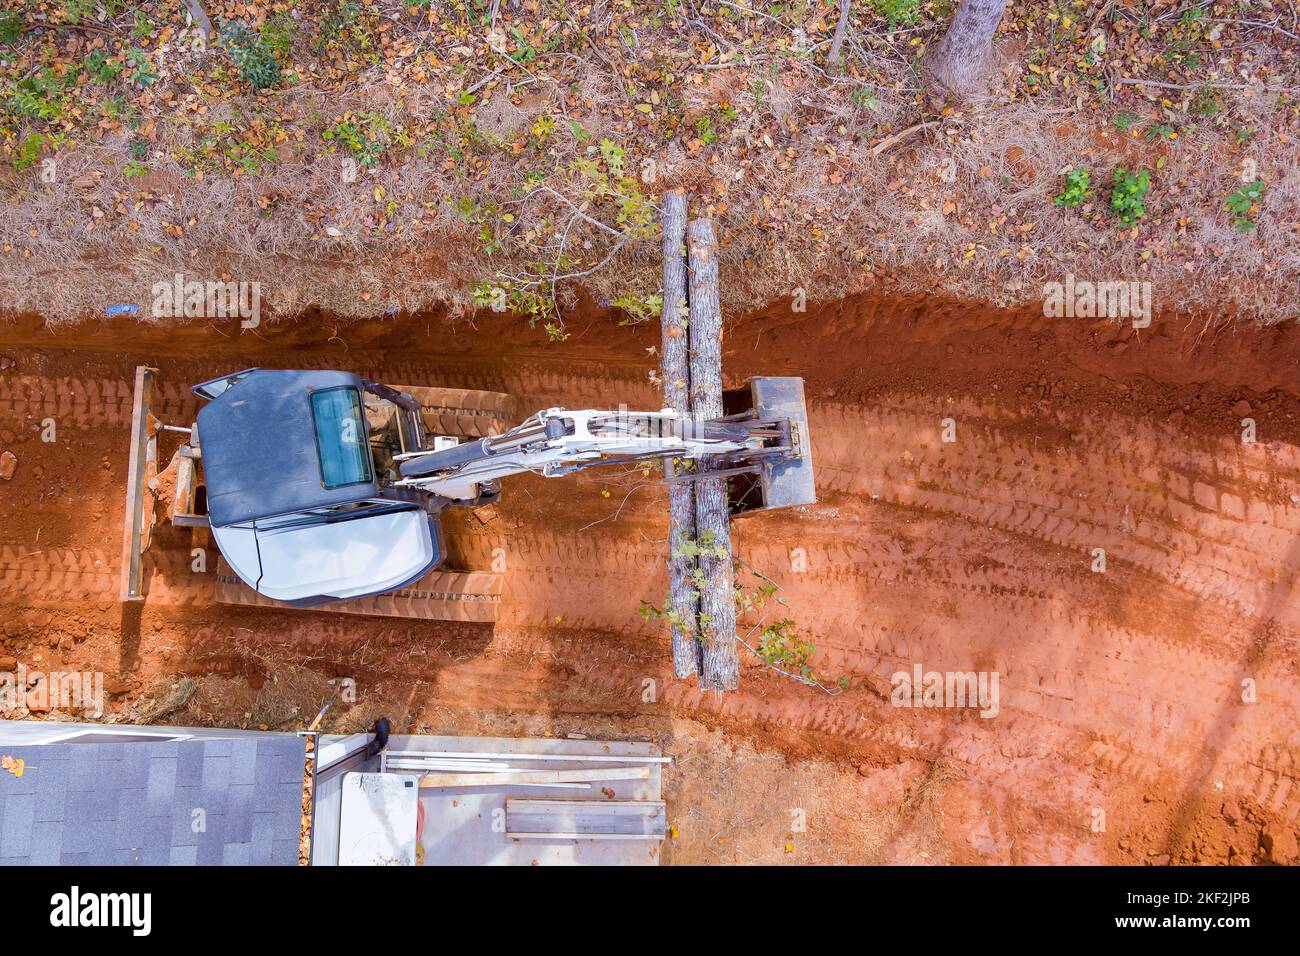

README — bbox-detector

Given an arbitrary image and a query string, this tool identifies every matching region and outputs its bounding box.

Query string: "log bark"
[660,189,701,678]
[921,0,1007,100]
[182,0,214,43]
[827,0,852,69]
[686,219,739,692]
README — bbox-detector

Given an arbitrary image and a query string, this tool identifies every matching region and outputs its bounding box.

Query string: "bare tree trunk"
[182,0,214,43]
[827,0,852,69]
[686,219,739,692]
[660,190,701,679]
[922,0,1007,100]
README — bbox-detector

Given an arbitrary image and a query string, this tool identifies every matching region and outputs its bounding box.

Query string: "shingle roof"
[0,736,306,866]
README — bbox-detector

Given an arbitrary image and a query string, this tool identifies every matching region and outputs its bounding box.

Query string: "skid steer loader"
[120,367,814,623]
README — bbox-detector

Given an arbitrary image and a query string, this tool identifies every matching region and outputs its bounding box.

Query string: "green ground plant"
[1054,166,1090,207]
[221,21,283,90]
[1110,167,1151,226]
[874,0,921,29]
[1225,180,1267,232]
[322,111,402,167]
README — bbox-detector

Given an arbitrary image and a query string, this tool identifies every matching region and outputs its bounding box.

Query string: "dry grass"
[136,676,197,725]
[1,4,1297,325]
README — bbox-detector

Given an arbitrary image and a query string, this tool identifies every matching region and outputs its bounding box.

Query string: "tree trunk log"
[828,0,852,69]
[660,190,701,678]
[921,0,1007,100]
[183,0,214,43]
[686,219,739,692]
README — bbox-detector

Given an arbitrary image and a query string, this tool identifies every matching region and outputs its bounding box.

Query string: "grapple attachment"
[671,375,816,517]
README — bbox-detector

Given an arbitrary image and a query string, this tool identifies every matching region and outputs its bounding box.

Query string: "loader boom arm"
[397,407,762,501]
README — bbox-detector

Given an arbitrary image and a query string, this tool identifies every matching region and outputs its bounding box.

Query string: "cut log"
[686,219,739,692]
[661,189,702,678]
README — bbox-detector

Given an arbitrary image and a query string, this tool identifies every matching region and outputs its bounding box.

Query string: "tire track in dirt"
[0,373,195,429]
[0,360,655,432]
[810,398,1300,629]
[0,543,215,605]
[444,500,1300,824]
[4,301,1300,861]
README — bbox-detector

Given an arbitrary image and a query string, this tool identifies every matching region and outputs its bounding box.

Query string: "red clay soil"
[1,294,1299,865]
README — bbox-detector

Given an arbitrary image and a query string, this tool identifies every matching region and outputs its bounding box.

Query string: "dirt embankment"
[1,293,1298,864]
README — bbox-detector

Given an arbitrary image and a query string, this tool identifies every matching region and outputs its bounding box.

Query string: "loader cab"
[193,369,444,607]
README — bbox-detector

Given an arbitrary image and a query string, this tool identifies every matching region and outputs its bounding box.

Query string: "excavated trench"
[1,292,1298,864]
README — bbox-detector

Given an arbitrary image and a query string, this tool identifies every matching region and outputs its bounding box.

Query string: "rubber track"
[213,558,501,622]
[394,384,520,437]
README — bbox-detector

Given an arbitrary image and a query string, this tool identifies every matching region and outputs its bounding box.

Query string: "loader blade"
[119,365,160,602]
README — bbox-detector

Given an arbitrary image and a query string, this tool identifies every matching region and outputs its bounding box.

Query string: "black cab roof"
[196,369,382,527]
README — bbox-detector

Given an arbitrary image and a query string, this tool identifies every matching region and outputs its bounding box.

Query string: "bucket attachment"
[170,442,210,529]
[720,376,816,516]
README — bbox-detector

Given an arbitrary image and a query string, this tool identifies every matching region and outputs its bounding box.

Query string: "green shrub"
[261,12,296,55]
[873,0,920,29]
[86,50,122,85]
[0,10,24,46]
[1110,167,1150,226]
[6,69,68,120]
[322,112,393,167]
[1192,85,1222,116]
[126,48,158,88]
[1225,180,1267,232]
[221,21,282,90]
[1113,112,1141,132]
[13,133,44,170]
[58,0,95,26]
[1054,166,1091,207]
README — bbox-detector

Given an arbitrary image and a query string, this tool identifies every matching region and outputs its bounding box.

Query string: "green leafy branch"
[640,547,849,695]
[477,137,660,335]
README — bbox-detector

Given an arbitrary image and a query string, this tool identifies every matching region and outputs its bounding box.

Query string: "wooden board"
[119,366,158,602]
[418,766,650,789]
[506,799,666,839]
